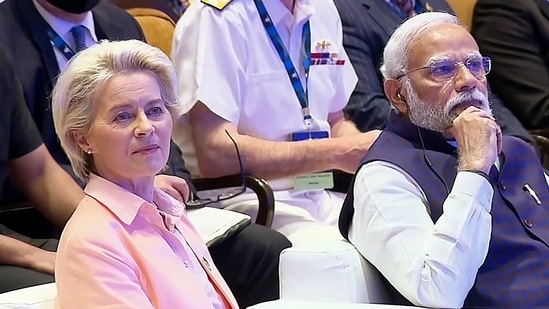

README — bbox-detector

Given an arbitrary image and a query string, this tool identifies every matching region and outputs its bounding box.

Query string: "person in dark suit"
[0,0,144,170]
[472,0,549,130]
[0,1,290,306]
[334,0,534,145]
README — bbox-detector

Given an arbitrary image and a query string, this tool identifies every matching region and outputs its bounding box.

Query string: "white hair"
[51,39,181,181]
[380,12,462,80]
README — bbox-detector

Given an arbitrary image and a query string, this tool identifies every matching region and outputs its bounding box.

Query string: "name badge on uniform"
[290,130,334,190]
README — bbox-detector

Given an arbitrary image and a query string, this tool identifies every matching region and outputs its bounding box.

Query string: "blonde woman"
[51,39,238,309]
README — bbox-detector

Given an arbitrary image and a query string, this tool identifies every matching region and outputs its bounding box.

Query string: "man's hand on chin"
[446,106,502,174]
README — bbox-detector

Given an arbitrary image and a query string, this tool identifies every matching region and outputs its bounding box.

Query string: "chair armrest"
[192,174,275,227]
[529,129,549,169]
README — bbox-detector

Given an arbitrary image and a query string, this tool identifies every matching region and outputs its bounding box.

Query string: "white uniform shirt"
[172,0,357,190]
[350,158,549,308]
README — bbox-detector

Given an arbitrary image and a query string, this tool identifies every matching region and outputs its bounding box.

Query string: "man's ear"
[384,79,407,114]
[74,132,91,153]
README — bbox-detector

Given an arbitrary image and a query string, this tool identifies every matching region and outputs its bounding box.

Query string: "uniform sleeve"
[171,5,248,124]
[0,49,43,160]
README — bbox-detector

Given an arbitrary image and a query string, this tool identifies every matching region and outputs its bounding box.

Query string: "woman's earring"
[87,149,92,154]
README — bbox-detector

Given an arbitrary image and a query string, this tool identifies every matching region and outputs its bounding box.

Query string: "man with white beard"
[339,11,549,309]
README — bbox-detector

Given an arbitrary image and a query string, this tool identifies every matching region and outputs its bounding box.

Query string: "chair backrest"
[108,0,181,22]
[127,7,176,58]
[446,0,478,30]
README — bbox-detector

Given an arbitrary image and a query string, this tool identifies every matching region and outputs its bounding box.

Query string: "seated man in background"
[0,0,147,195]
[339,12,549,308]
[171,0,380,245]
[334,0,534,146]
[472,0,549,130]
[0,0,291,306]
[0,47,82,293]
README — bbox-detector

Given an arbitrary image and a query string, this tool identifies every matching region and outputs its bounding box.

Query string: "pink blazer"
[55,174,239,309]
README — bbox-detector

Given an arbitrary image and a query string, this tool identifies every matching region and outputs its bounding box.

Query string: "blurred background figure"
[0,46,83,294]
[472,0,549,131]
[334,0,535,147]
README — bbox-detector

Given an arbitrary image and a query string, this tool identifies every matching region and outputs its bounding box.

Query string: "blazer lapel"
[91,4,145,41]
[534,0,549,22]
[359,0,402,39]
[92,6,124,40]
[175,220,239,309]
[16,0,60,80]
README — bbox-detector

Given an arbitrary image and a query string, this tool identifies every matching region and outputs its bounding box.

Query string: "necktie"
[70,25,87,52]
[391,0,417,18]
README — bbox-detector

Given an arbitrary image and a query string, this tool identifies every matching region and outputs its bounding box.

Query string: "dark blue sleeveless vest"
[339,111,549,307]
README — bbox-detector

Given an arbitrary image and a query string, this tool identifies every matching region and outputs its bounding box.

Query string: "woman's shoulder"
[60,196,125,245]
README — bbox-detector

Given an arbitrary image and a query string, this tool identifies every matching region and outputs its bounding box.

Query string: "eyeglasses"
[396,56,492,82]
[185,130,246,209]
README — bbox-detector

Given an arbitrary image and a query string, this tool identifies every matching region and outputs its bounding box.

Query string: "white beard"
[403,78,492,132]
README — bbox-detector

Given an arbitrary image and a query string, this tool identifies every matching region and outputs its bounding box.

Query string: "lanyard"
[44,22,77,60]
[252,0,312,128]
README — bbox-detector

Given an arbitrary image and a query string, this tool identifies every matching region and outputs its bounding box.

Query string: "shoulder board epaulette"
[201,0,233,10]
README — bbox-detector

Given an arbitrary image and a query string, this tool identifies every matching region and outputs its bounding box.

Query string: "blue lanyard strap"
[44,22,76,60]
[253,0,312,126]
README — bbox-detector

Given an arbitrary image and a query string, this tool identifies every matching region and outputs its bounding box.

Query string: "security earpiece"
[397,93,406,102]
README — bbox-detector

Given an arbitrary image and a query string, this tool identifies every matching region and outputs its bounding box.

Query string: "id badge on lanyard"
[291,130,334,190]
[253,0,334,190]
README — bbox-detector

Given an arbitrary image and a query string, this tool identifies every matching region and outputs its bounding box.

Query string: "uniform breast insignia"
[311,39,345,65]
[201,0,233,10]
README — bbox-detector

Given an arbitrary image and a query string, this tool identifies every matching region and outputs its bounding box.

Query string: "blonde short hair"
[52,39,181,182]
